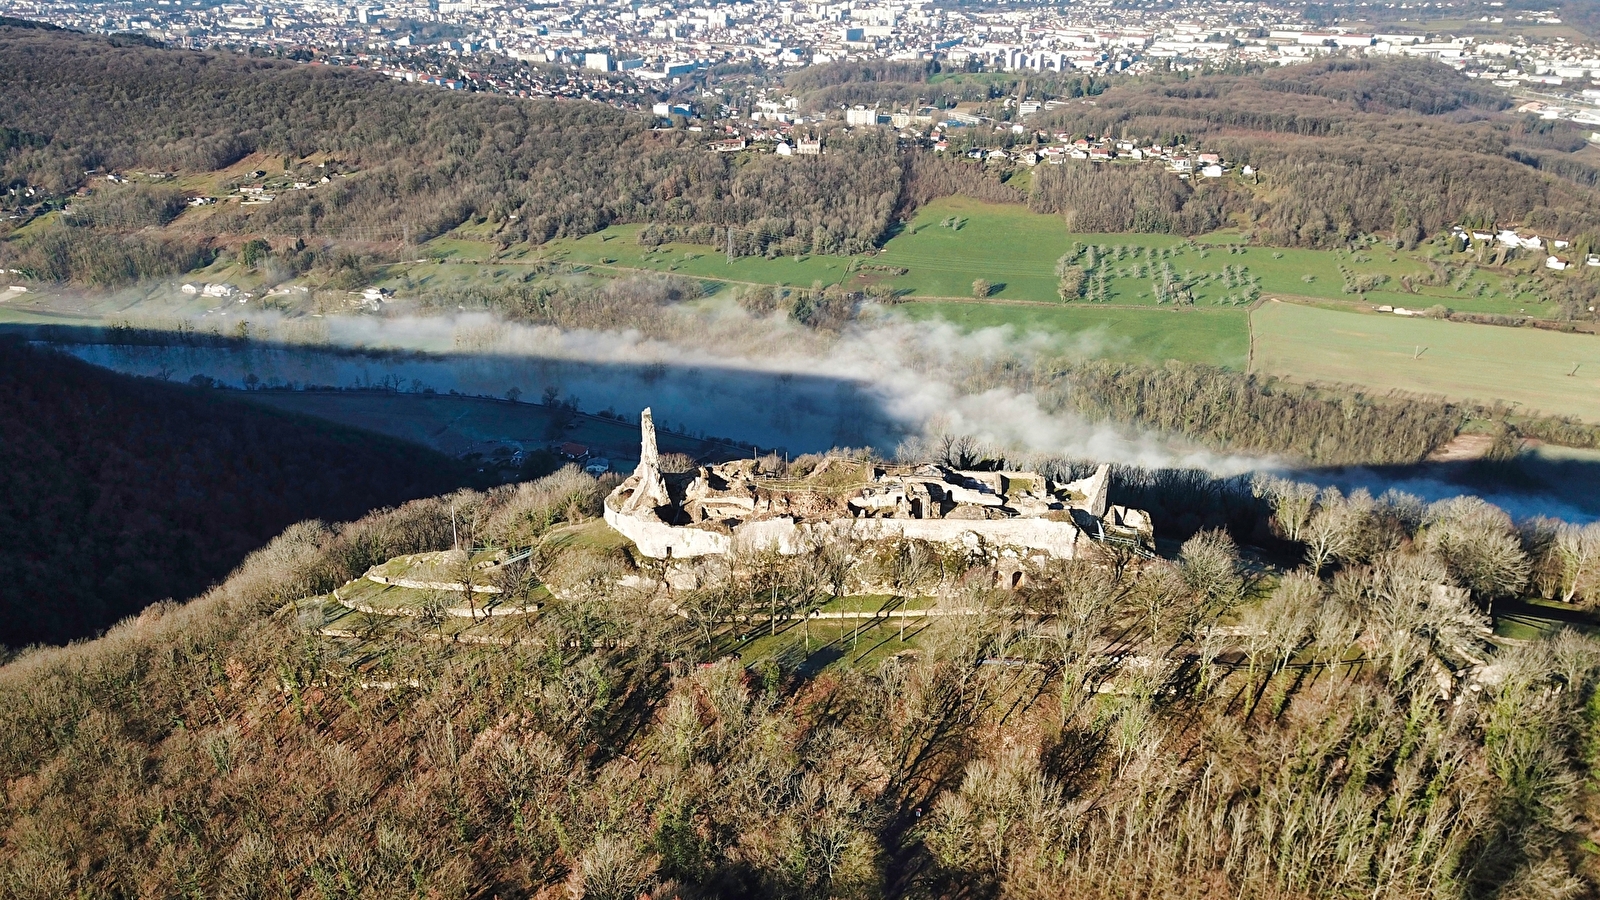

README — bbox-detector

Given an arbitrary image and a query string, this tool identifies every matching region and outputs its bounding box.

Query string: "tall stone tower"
[621,407,671,513]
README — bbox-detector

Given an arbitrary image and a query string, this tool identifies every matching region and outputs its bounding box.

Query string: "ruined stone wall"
[732,517,808,554]
[608,503,1086,560]
[604,502,732,559]
[603,409,1102,562]
[857,517,1084,558]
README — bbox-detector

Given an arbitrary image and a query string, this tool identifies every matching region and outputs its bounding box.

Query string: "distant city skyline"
[3,0,1598,123]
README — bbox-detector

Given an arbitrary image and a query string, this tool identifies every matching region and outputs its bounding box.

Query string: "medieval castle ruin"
[604,408,1154,562]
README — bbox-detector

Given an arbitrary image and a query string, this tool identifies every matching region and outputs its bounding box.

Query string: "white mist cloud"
[45,294,1600,522]
[343,306,1264,473]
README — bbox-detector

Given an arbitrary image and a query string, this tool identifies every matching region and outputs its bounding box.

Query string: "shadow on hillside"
[0,334,483,647]
[1288,451,1600,522]
[0,321,907,459]
[0,321,920,646]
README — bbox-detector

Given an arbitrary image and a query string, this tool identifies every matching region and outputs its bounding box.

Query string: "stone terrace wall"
[604,502,732,558]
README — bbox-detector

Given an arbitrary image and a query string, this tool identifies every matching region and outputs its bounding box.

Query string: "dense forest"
[784,59,1110,110]
[2,466,1599,898]
[0,24,900,257]
[0,339,468,646]
[1043,360,1464,464]
[1557,0,1600,42]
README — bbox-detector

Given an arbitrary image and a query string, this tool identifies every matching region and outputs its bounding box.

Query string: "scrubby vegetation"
[7,33,1600,898]
[3,464,1600,898]
[0,339,469,646]
[1,222,215,286]
[1041,360,1464,465]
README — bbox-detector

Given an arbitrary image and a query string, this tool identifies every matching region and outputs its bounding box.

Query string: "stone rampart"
[604,501,732,558]
[732,517,807,554]
[608,504,1085,560]
[860,517,1084,557]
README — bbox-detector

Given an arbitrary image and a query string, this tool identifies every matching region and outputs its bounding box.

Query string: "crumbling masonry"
[603,408,1153,561]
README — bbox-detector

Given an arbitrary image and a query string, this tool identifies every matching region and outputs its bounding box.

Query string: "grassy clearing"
[538,197,1565,317]
[542,518,633,553]
[1252,300,1600,422]
[372,253,557,296]
[420,237,499,261]
[0,304,106,326]
[548,224,862,288]
[896,300,1249,367]
[877,197,1189,302]
[732,604,935,673]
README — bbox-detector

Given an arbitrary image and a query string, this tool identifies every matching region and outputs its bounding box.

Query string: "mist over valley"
[10,21,1600,899]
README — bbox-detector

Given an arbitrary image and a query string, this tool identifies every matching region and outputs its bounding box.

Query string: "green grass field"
[1253,301,1600,421]
[540,197,1564,317]
[546,224,862,289]
[897,301,1249,367]
[876,199,1189,302]
[15,193,1595,417]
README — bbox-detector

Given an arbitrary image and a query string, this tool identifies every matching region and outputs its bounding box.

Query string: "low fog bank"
[47,307,1252,470]
[34,304,1600,523]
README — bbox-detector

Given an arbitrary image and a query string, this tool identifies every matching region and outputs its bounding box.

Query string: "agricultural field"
[540,197,1574,318]
[1252,301,1600,422]
[895,301,1249,368]
[542,223,861,288]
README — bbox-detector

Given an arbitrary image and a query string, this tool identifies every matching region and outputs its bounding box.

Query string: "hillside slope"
[0,338,465,645]
[1,472,1599,898]
[0,22,899,270]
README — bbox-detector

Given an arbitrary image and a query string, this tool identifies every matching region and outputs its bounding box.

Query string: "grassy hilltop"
[7,28,1600,899]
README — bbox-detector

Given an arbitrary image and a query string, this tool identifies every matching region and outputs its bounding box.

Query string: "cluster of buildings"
[6,0,1597,121]
[4,2,1599,212]
[702,102,1246,183]
[941,134,1244,179]
[1449,226,1600,271]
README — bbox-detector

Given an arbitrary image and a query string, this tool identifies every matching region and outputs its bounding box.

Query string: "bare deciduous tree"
[1420,496,1531,601]
[1254,475,1317,542]
[1178,529,1244,616]
[1552,522,1600,605]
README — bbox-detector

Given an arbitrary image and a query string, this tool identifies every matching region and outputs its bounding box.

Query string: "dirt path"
[1425,433,1497,462]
